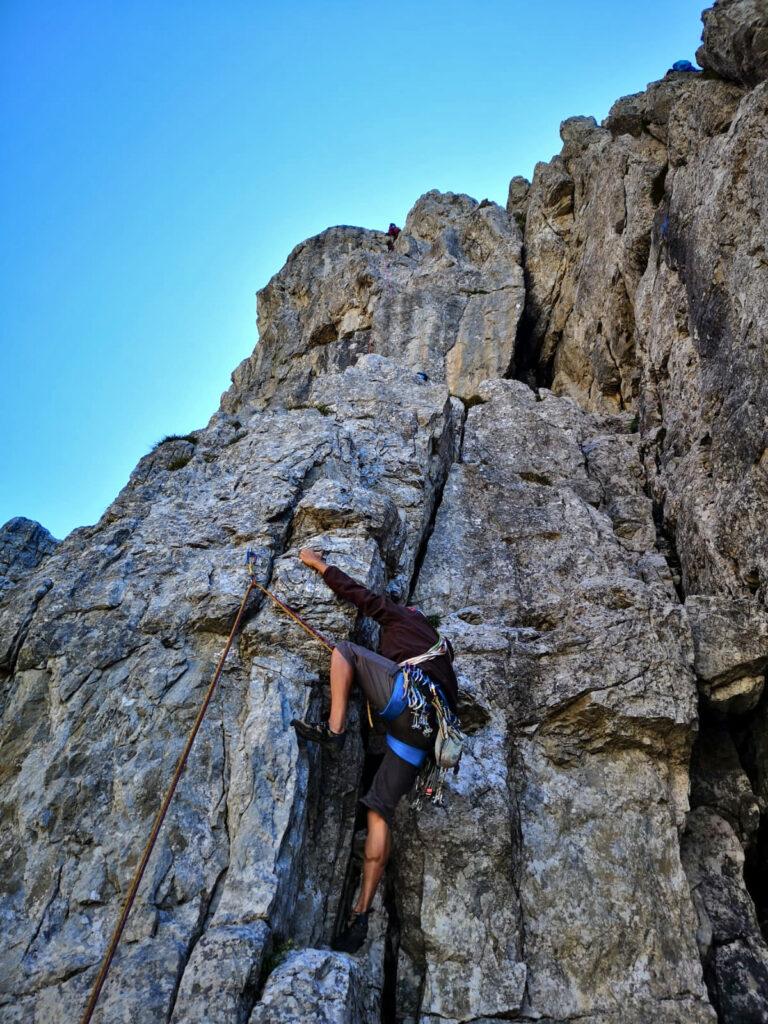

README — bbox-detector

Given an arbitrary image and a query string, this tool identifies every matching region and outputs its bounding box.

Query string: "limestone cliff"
[2,2,768,1022]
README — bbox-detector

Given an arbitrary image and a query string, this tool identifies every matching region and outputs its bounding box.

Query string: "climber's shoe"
[331,911,369,954]
[291,718,346,752]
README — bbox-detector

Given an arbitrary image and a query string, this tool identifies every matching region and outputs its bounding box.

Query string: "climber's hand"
[300,548,326,573]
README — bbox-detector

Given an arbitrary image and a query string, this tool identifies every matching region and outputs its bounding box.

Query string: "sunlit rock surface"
[2,3,768,1022]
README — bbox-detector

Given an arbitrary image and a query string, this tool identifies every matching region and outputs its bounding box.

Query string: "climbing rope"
[243,551,372,724]
[245,549,333,652]
[79,552,335,1024]
[79,568,255,1022]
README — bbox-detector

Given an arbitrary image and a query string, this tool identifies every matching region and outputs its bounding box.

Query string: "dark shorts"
[335,640,437,826]
[360,747,421,827]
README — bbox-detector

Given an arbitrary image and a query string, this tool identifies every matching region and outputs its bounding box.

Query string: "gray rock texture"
[3,2,768,1023]
[0,517,58,595]
[251,949,369,1024]
[400,379,710,1023]
[518,112,668,410]
[223,190,524,411]
[686,596,768,711]
[683,724,768,1024]
[0,356,460,1024]
[697,0,768,85]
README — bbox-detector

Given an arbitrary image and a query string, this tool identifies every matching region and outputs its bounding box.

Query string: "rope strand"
[79,577,257,1024]
[250,579,334,652]
[80,558,335,1023]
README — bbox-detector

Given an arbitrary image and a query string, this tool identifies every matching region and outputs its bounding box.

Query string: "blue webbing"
[386,733,428,767]
[379,670,407,721]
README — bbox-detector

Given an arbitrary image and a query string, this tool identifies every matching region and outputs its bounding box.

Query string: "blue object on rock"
[672,60,697,72]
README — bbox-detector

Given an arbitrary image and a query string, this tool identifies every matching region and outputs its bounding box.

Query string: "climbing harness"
[396,639,467,809]
[386,733,428,767]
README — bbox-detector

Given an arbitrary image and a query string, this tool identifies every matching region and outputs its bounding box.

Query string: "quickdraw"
[398,648,467,812]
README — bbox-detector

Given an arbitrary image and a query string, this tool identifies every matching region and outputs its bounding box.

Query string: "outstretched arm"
[300,548,329,576]
[299,548,398,625]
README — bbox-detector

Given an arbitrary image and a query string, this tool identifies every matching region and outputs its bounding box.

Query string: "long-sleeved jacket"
[321,564,459,711]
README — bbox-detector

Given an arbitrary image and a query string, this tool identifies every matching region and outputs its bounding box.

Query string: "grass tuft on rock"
[151,433,198,452]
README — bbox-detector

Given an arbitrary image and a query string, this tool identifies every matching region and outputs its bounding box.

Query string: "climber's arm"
[299,548,398,624]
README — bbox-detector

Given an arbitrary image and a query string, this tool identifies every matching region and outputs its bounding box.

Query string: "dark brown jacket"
[321,564,459,711]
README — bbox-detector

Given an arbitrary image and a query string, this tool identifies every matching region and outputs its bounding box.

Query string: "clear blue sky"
[2,0,705,539]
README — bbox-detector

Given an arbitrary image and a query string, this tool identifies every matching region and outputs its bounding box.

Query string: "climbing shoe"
[331,911,369,954]
[291,718,346,753]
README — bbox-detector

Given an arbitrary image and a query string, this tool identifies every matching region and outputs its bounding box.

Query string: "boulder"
[697,0,768,86]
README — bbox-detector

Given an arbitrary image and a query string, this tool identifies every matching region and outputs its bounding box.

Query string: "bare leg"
[328,646,354,734]
[353,810,391,913]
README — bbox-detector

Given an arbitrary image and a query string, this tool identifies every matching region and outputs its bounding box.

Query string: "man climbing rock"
[291,547,460,954]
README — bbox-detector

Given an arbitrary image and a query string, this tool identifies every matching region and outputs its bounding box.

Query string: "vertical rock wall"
[2,2,768,1022]
[515,0,768,1018]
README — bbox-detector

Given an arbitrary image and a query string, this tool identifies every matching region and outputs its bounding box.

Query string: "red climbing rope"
[249,582,334,652]
[79,554,337,1023]
[79,574,257,1024]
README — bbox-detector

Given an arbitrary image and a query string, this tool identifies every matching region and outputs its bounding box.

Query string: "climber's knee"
[333,641,355,667]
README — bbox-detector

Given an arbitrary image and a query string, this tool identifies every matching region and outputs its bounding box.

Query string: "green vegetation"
[261,938,296,979]
[150,433,198,452]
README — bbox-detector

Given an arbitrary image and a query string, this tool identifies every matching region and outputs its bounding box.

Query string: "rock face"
[686,596,768,712]
[223,190,524,410]
[250,949,367,1024]
[401,379,709,1023]
[0,517,57,595]
[2,2,768,1023]
[683,724,768,1024]
[517,111,668,410]
[697,0,768,85]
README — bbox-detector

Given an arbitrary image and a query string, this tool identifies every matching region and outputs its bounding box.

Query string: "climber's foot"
[331,911,369,954]
[291,718,346,752]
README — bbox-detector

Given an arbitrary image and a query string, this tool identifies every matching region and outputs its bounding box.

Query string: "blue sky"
[2,0,705,539]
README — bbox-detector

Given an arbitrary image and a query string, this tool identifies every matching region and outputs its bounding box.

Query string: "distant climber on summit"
[291,547,461,954]
[668,59,699,73]
[386,222,401,250]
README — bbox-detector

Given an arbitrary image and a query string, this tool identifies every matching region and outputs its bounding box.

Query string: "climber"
[291,547,459,954]
[669,59,699,73]
[386,222,401,250]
